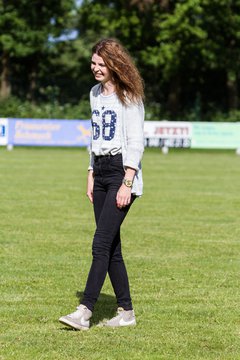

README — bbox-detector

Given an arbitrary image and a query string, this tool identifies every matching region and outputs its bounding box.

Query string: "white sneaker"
[104,307,136,327]
[59,304,92,330]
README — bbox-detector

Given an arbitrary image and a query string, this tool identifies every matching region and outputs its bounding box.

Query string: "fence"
[1,118,240,149]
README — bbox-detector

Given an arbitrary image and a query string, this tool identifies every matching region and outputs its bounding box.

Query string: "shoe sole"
[59,317,89,331]
[104,320,137,328]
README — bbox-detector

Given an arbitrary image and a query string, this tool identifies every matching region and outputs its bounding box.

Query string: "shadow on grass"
[76,291,117,326]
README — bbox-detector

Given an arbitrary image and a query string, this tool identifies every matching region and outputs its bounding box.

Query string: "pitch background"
[0,147,239,359]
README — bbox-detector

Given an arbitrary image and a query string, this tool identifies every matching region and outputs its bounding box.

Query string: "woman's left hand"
[116,184,132,209]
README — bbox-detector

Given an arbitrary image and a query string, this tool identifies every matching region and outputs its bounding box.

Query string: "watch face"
[124,179,133,187]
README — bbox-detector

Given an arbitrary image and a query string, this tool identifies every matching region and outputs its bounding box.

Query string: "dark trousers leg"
[108,228,133,310]
[81,161,134,312]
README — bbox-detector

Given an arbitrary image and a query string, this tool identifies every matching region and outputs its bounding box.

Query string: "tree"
[139,0,207,115]
[0,0,75,101]
[129,0,240,115]
[200,0,240,110]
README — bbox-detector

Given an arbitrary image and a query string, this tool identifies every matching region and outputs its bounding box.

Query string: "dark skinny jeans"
[81,154,135,312]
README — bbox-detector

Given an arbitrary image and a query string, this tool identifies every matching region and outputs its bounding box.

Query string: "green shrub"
[0,97,91,119]
[1,96,240,122]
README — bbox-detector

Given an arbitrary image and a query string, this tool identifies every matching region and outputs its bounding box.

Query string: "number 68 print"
[92,109,117,141]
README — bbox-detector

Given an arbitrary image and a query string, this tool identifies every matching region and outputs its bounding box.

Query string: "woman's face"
[91,53,111,84]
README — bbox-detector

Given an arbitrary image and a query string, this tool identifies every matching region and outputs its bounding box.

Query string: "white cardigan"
[89,84,145,196]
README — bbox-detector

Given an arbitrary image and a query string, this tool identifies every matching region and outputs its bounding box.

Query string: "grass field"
[0,147,240,360]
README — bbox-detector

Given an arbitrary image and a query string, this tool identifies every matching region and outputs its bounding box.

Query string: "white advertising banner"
[0,118,8,145]
[144,121,192,148]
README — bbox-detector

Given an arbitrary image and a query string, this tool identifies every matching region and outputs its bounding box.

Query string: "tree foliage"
[0,0,75,100]
[1,0,240,120]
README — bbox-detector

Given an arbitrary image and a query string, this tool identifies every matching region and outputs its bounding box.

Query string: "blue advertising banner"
[8,118,91,147]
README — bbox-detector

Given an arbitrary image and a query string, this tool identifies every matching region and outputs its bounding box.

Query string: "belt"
[94,154,114,160]
[94,153,121,160]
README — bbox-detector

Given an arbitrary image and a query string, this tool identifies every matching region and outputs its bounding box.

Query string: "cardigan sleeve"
[87,87,94,171]
[123,101,145,171]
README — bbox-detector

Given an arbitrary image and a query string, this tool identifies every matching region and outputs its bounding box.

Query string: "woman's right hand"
[87,170,94,203]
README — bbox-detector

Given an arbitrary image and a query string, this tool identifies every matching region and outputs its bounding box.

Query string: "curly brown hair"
[92,38,145,105]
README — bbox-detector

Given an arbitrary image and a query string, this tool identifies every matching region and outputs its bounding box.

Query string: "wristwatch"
[123,178,133,188]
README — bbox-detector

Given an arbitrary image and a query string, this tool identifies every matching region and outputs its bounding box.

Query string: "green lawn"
[0,147,240,360]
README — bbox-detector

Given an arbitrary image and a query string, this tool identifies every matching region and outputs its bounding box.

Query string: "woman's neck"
[101,81,116,96]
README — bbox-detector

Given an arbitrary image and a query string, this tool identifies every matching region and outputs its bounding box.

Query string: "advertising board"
[2,118,240,150]
[191,122,240,149]
[0,118,8,146]
[144,121,192,148]
[8,118,91,147]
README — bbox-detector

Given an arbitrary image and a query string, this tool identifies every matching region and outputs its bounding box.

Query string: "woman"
[59,38,145,330]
